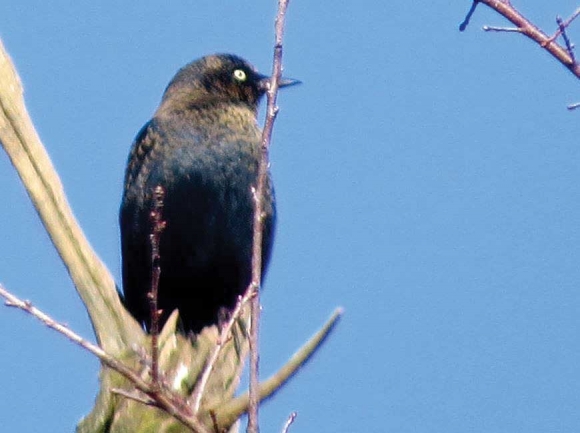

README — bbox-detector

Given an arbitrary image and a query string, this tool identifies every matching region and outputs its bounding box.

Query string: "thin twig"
[459,0,478,32]
[562,8,580,28]
[281,412,297,433]
[189,292,253,414]
[111,388,156,406]
[0,284,209,433]
[148,185,166,388]
[248,1,291,432]
[0,284,135,380]
[545,8,580,45]
[483,25,522,33]
[556,16,575,62]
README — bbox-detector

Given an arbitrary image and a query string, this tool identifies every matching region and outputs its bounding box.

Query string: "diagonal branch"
[213,308,343,428]
[460,1,580,79]
[0,284,209,433]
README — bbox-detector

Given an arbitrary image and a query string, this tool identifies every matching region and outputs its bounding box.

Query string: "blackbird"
[120,54,299,334]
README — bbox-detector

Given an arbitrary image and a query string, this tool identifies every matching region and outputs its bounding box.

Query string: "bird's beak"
[279,76,302,88]
[258,74,301,91]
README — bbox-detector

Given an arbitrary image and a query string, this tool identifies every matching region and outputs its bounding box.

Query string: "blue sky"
[1,2,580,432]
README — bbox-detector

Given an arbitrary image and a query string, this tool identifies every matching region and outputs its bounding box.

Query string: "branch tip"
[281,411,297,433]
[459,1,479,32]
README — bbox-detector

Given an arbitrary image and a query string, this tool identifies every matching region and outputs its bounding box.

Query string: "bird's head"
[160,54,300,111]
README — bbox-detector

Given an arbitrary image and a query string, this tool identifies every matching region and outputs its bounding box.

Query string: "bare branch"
[459,1,580,79]
[1,284,112,364]
[247,0,291,431]
[0,284,209,433]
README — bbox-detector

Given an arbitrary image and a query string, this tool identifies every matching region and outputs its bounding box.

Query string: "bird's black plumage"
[120,54,298,334]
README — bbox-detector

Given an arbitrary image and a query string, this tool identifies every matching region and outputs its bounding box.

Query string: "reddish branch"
[460,1,580,79]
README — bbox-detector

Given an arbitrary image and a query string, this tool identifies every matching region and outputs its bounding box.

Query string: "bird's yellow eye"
[233,69,247,82]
